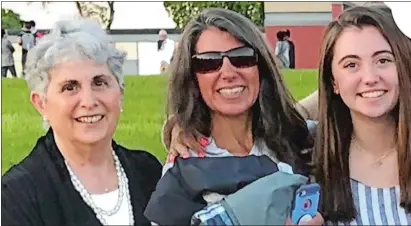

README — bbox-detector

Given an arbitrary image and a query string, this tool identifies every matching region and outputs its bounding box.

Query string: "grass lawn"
[1,69,318,174]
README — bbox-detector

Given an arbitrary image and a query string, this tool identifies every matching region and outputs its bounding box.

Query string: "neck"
[54,133,113,167]
[211,112,253,155]
[351,112,397,155]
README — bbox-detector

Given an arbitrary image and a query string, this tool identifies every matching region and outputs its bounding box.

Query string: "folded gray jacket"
[192,171,308,225]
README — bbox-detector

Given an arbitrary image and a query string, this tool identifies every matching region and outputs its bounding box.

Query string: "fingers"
[284,217,292,225]
[300,213,324,225]
[170,143,190,158]
[285,212,324,226]
[178,130,208,156]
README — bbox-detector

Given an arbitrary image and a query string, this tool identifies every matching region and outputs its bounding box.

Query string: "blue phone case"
[291,183,320,225]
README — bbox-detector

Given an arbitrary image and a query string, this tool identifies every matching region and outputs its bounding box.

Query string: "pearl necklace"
[65,150,134,225]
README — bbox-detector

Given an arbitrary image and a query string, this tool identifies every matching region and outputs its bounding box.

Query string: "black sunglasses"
[192,46,258,74]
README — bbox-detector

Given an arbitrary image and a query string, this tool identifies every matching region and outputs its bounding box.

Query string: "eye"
[377,58,392,65]
[344,62,357,69]
[62,83,77,92]
[94,78,108,87]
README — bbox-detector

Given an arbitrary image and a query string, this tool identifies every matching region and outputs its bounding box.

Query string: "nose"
[219,57,238,81]
[79,87,98,109]
[362,64,380,86]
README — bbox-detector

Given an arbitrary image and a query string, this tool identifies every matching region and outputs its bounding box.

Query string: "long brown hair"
[167,8,313,175]
[314,6,411,223]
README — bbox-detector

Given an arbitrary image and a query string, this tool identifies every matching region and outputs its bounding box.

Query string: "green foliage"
[163,1,264,29]
[1,8,23,29]
[77,1,115,30]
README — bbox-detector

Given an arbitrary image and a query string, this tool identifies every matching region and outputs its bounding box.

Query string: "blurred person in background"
[17,21,35,76]
[1,28,17,78]
[274,31,290,69]
[29,20,45,41]
[284,29,295,69]
[157,29,175,73]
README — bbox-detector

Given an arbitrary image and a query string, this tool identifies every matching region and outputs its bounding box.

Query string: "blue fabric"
[191,203,234,225]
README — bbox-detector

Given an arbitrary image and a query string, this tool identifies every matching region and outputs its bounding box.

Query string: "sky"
[1,2,177,29]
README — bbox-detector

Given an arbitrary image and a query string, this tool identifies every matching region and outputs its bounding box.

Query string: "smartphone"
[291,183,320,225]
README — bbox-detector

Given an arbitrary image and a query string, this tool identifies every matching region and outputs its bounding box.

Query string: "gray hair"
[25,18,126,96]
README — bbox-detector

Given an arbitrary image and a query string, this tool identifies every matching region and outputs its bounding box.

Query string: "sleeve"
[1,168,43,225]
[274,41,281,55]
[191,203,235,225]
[7,40,15,53]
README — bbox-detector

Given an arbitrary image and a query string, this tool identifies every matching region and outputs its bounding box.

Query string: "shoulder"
[116,145,162,178]
[2,148,46,194]
[2,156,40,210]
[118,145,161,166]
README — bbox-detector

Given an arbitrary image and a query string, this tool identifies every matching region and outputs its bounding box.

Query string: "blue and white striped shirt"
[334,179,411,225]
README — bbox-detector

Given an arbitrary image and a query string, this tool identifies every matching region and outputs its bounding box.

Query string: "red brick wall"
[265,26,326,69]
[332,3,343,19]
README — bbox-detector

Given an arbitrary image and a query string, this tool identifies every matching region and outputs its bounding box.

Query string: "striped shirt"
[332,178,411,225]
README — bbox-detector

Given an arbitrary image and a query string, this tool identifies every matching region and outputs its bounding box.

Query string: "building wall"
[265,26,326,69]
[264,2,332,13]
[264,7,331,69]
[264,2,345,69]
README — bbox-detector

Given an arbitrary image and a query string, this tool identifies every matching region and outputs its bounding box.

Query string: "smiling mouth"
[75,115,104,124]
[217,86,245,96]
[358,90,387,98]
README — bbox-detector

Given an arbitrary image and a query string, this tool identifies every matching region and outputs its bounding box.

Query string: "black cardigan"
[1,129,162,226]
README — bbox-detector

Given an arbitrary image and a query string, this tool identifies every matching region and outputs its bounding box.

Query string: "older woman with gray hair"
[1,19,162,226]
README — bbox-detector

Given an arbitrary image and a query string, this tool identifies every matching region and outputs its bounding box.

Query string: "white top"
[90,188,131,225]
[158,38,175,64]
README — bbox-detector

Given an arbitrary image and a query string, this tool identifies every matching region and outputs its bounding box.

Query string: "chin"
[355,107,394,119]
[216,106,251,117]
[75,132,108,145]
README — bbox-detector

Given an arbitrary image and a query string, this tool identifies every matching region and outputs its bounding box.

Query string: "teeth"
[218,87,245,95]
[77,115,103,123]
[361,91,385,98]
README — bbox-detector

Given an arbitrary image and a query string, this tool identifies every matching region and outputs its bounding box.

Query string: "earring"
[120,108,123,113]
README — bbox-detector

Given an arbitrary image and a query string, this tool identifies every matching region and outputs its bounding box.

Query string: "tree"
[163,2,264,29]
[1,8,23,29]
[76,1,115,30]
[28,2,115,30]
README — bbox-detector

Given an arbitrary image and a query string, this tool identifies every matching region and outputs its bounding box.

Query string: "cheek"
[248,70,260,94]
[196,75,215,102]
[102,91,122,112]
[46,97,73,117]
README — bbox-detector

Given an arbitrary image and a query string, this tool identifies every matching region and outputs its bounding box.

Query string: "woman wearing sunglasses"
[154,7,323,225]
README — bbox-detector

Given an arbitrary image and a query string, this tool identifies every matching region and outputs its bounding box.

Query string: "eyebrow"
[58,74,111,85]
[93,74,111,80]
[337,50,393,65]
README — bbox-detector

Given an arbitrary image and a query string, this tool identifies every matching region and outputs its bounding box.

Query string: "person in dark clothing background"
[1,28,17,78]
[17,21,34,76]
[284,29,295,69]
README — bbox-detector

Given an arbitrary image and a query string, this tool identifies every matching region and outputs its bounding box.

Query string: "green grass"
[1,70,318,174]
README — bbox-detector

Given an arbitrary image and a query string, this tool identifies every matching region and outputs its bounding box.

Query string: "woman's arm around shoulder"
[2,165,43,225]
